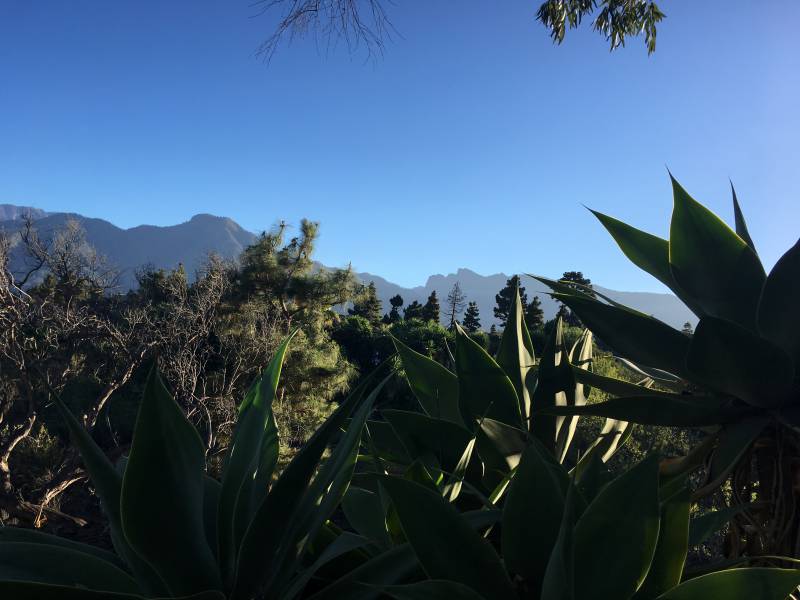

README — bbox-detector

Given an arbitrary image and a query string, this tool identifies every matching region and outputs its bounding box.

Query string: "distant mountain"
[0,205,256,289]
[0,204,48,221]
[0,204,695,330]
[355,268,696,330]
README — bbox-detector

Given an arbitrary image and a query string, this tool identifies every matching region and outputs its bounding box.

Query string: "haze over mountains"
[0,204,696,329]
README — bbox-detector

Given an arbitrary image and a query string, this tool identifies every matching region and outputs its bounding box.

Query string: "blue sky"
[1,1,798,292]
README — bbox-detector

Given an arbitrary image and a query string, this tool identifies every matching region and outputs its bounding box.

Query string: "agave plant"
[339,419,800,599]
[0,333,390,599]
[336,274,800,598]
[363,287,604,497]
[532,175,800,558]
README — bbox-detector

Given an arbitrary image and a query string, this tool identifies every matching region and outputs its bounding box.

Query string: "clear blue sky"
[1,1,798,292]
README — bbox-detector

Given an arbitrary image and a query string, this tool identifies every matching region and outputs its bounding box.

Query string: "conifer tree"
[525,295,544,329]
[494,275,527,327]
[445,281,467,327]
[422,290,441,323]
[681,321,694,335]
[349,281,382,324]
[404,300,424,320]
[385,294,404,322]
[558,271,592,326]
[462,301,481,333]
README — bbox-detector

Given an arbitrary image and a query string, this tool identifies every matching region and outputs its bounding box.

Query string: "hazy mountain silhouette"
[0,206,256,289]
[356,268,696,330]
[0,205,695,329]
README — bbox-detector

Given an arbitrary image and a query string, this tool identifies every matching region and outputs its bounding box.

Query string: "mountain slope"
[0,207,256,289]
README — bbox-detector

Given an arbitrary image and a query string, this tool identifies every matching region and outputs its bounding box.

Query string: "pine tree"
[681,321,694,335]
[494,275,528,327]
[525,295,544,329]
[349,281,382,324]
[557,271,592,326]
[422,290,441,323]
[404,300,424,320]
[385,294,404,322]
[445,282,467,327]
[462,301,481,332]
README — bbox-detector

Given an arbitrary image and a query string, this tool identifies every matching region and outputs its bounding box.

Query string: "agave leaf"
[556,330,593,463]
[365,419,411,463]
[655,567,800,599]
[590,209,702,317]
[688,505,748,547]
[307,543,421,600]
[757,238,800,368]
[543,289,692,380]
[0,526,125,569]
[307,510,501,600]
[0,582,143,600]
[52,395,167,596]
[730,184,758,256]
[502,443,569,583]
[443,437,477,502]
[0,582,226,600]
[496,283,536,422]
[218,334,294,584]
[540,476,577,600]
[584,416,634,464]
[274,377,389,598]
[693,416,769,499]
[571,364,665,398]
[281,532,371,600]
[382,409,473,474]
[478,417,528,470]
[203,476,221,560]
[530,317,573,454]
[455,323,522,428]
[0,584,226,600]
[382,580,487,599]
[393,336,461,424]
[380,477,516,600]
[120,368,222,596]
[614,357,686,392]
[687,317,794,408]
[0,542,140,594]
[232,366,387,600]
[635,486,690,599]
[404,459,441,492]
[574,455,661,599]
[540,395,747,427]
[343,487,391,548]
[572,447,613,502]
[668,176,765,331]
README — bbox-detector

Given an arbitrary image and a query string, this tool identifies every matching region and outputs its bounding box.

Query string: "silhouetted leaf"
[381,477,515,600]
[502,443,568,582]
[120,368,221,596]
[455,324,522,428]
[688,505,748,547]
[574,455,661,599]
[0,542,139,594]
[393,336,461,424]
[636,486,690,599]
[218,333,294,584]
[687,317,793,407]
[758,238,800,368]
[656,568,800,599]
[669,176,765,331]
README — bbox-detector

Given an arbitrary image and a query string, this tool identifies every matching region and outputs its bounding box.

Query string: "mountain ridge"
[0,204,696,329]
